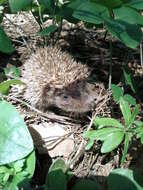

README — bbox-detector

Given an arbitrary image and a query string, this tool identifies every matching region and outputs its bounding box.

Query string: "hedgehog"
[21,46,102,113]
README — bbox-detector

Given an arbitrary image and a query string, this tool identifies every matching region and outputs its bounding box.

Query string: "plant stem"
[35,0,43,27]
[109,38,113,89]
[140,42,143,68]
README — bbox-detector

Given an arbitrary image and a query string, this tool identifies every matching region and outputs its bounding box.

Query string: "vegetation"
[0,0,143,189]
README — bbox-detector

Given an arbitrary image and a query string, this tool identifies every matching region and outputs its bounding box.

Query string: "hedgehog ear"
[76,79,86,89]
[54,88,64,96]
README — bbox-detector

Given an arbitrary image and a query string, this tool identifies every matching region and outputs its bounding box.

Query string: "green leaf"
[73,1,109,24]
[128,0,143,10]
[134,120,143,128]
[122,66,136,92]
[2,152,35,189]
[101,131,124,153]
[94,117,124,128]
[7,172,31,190]
[71,179,102,190]
[45,159,67,190]
[0,14,3,23]
[59,0,83,23]
[0,79,24,95]
[108,168,143,190]
[128,105,139,128]
[123,94,136,105]
[12,159,25,173]
[84,127,123,141]
[111,84,123,102]
[3,172,10,183]
[105,18,142,49]
[0,26,14,54]
[0,166,9,173]
[25,151,35,179]
[9,0,32,13]
[141,135,143,144]
[92,0,122,9]
[121,133,130,163]
[0,101,34,165]
[14,152,35,189]
[83,130,98,140]
[48,158,67,173]
[134,120,143,143]
[114,6,143,25]
[120,97,131,127]
[0,0,7,5]
[85,139,95,150]
[37,25,57,36]
[39,0,54,14]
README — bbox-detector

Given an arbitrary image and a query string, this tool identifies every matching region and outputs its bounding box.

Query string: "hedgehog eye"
[63,95,68,99]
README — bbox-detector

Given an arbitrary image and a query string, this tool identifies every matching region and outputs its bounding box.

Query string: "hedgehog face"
[53,80,97,113]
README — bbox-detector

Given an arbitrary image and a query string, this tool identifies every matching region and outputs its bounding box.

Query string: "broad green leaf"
[12,159,25,173]
[101,131,124,153]
[2,181,19,190]
[105,18,142,49]
[37,25,57,36]
[141,135,143,144]
[39,0,54,8]
[123,94,136,105]
[0,152,35,189]
[39,0,54,14]
[45,159,67,190]
[9,0,32,13]
[25,151,35,179]
[122,66,136,92]
[0,166,9,173]
[48,158,67,173]
[66,170,73,183]
[6,172,31,190]
[85,138,95,150]
[108,168,143,190]
[134,120,143,128]
[134,120,143,143]
[94,117,124,128]
[0,79,24,95]
[13,152,35,189]
[0,26,14,54]
[73,1,109,24]
[0,0,7,5]
[83,130,99,140]
[121,133,130,163]
[121,0,131,3]
[71,179,102,190]
[59,0,84,23]
[0,101,34,165]
[0,14,3,23]
[128,105,139,128]
[120,97,131,127]
[84,127,123,141]
[91,0,122,9]
[111,84,123,102]
[72,1,143,48]
[128,0,143,10]
[3,172,10,182]
[114,6,143,25]
[10,151,35,176]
